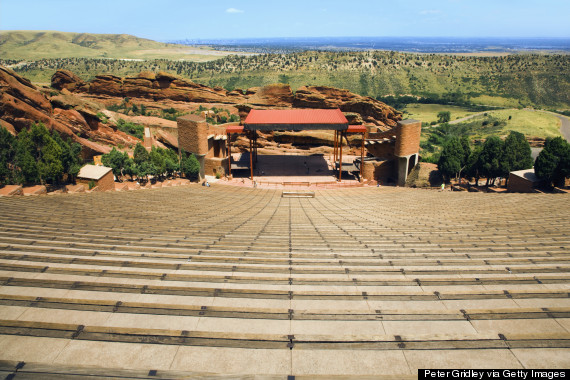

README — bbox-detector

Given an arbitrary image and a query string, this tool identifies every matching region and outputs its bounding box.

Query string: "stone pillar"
[177,115,209,180]
[177,115,209,155]
[397,156,409,186]
[395,119,421,186]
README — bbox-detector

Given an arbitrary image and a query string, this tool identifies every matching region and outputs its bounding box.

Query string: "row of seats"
[0,185,568,377]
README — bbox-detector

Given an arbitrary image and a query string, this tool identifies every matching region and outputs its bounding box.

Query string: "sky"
[0,0,569,40]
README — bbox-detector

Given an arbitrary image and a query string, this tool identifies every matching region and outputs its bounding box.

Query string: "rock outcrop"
[51,69,88,92]
[51,70,401,127]
[1,66,138,158]
[294,86,401,128]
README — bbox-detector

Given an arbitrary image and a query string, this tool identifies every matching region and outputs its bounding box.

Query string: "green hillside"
[2,34,569,109]
[0,30,239,61]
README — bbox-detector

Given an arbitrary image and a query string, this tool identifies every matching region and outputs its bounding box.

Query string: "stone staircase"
[0,185,568,378]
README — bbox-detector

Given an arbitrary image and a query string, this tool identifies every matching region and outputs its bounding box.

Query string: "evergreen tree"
[137,161,157,182]
[38,138,63,184]
[150,147,166,179]
[15,128,38,184]
[0,127,16,185]
[460,136,471,166]
[133,143,150,165]
[501,131,533,184]
[479,136,504,186]
[51,131,81,183]
[465,146,483,186]
[123,158,138,180]
[437,137,464,182]
[535,137,570,187]
[180,150,200,181]
[101,148,128,180]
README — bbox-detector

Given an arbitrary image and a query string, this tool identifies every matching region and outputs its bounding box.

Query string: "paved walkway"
[0,186,568,377]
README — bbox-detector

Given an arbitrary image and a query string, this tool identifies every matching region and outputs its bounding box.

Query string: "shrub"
[116,119,144,140]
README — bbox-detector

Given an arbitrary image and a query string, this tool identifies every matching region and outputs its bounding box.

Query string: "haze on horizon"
[1,0,569,41]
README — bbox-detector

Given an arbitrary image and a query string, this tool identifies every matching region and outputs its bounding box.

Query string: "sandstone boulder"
[294,86,401,127]
[246,84,294,107]
[89,74,124,97]
[51,69,88,92]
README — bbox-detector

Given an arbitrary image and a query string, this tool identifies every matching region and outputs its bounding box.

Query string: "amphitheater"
[0,184,569,378]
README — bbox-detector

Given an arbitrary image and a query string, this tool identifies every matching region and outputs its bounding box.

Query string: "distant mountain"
[0,30,233,60]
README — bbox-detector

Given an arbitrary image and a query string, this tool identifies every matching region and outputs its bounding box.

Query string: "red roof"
[244,109,348,128]
[347,125,367,133]
[226,125,244,134]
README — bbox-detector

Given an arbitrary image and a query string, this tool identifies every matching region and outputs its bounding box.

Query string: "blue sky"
[1,0,569,40]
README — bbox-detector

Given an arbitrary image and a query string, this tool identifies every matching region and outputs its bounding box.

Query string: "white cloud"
[226,8,244,14]
[420,10,441,15]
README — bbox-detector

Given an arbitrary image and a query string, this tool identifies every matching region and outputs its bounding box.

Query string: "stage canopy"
[243,109,349,131]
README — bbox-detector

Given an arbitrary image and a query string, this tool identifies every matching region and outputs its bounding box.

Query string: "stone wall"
[77,171,115,192]
[205,157,229,177]
[178,115,208,155]
[507,174,540,193]
[365,141,395,159]
[394,120,421,157]
[361,159,394,183]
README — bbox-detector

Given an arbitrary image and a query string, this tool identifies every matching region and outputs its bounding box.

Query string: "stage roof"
[243,109,349,131]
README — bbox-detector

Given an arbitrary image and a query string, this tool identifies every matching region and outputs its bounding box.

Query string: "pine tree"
[479,136,504,186]
[15,128,38,185]
[0,127,16,185]
[437,137,464,182]
[501,131,533,185]
[101,148,128,180]
[133,143,150,165]
[535,137,570,187]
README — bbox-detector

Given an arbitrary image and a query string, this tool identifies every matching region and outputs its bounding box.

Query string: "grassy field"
[402,104,477,124]
[471,109,562,139]
[419,108,562,161]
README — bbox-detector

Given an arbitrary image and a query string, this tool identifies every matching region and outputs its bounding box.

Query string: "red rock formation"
[51,69,88,92]
[294,86,401,128]
[245,84,294,107]
[0,66,138,158]
[51,69,400,128]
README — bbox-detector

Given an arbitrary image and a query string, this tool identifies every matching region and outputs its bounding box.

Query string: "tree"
[437,111,451,124]
[51,131,81,183]
[465,146,483,186]
[15,128,38,184]
[437,137,464,182]
[102,148,128,180]
[501,131,533,185]
[535,137,570,187]
[123,158,138,180]
[38,138,63,184]
[460,136,471,166]
[133,143,150,165]
[180,150,200,181]
[0,127,16,185]
[137,161,157,182]
[150,147,166,179]
[479,136,504,186]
